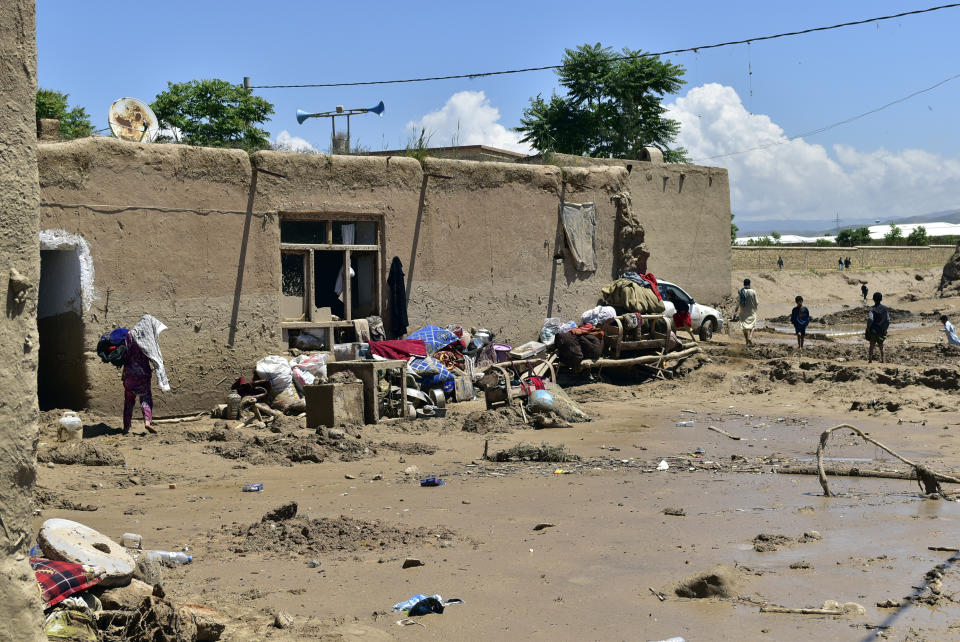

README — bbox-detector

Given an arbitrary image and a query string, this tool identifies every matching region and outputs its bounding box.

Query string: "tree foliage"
[836,227,871,247]
[151,79,274,153]
[906,225,929,246]
[516,43,688,162]
[771,231,782,244]
[36,89,94,140]
[745,236,775,247]
[884,224,904,245]
[730,213,739,244]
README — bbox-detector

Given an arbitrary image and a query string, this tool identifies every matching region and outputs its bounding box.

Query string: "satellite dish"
[108,97,159,142]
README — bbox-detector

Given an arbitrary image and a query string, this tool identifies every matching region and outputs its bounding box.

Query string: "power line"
[250,3,960,89]
[692,71,960,162]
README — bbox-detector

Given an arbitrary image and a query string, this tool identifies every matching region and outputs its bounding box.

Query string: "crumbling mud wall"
[38,138,279,415]
[521,153,732,305]
[0,0,46,638]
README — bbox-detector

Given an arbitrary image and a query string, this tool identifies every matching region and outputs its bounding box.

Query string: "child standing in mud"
[790,296,810,352]
[866,292,890,364]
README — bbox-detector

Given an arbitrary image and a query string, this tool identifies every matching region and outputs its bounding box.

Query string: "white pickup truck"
[657,280,724,341]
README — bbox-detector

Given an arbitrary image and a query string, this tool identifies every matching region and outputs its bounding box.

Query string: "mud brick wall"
[0,0,46,636]
[733,246,955,272]
[519,153,732,305]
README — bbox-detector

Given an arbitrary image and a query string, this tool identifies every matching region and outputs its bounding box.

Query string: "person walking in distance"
[737,278,759,346]
[861,283,868,302]
[777,255,784,271]
[866,292,890,364]
[791,295,810,352]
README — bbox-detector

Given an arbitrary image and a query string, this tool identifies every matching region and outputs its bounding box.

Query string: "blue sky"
[38,1,960,229]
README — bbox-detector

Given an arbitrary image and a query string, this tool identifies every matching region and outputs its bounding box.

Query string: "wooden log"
[578,345,701,369]
[760,606,843,616]
[777,466,920,481]
[707,425,741,440]
[153,413,206,425]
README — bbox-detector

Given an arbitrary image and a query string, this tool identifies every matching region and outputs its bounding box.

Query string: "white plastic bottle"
[145,550,192,566]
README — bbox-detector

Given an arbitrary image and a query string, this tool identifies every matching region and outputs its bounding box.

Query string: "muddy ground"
[31,266,960,641]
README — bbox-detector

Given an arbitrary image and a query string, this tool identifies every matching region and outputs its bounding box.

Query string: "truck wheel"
[699,318,716,341]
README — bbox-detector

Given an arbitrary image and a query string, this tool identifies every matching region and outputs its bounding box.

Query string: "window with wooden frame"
[279,214,382,334]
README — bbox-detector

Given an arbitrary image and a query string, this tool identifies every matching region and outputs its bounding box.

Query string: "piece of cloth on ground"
[30,557,106,608]
[369,339,428,360]
[129,314,170,391]
[387,257,409,338]
[560,202,598,272]
[407,325,459,354]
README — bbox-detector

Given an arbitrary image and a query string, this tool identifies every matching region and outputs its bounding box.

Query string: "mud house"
[35,138,731,415]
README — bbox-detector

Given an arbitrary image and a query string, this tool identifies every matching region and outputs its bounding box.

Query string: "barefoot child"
[790,296,810,351]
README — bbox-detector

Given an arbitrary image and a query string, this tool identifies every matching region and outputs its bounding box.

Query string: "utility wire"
[250,3,960,89]
[692,71,960,162]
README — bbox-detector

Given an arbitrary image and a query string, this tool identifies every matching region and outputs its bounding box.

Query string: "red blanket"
[369,339,428,360]
[31,557,106,607]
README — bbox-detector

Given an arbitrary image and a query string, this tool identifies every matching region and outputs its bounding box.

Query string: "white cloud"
[666,83,960,223]
[407,91,532,154]
[273,130,318,153]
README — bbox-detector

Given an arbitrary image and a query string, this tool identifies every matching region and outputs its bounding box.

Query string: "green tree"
[771,231,782,244]
[730,213,739,244]
[746,236,774,247]
[516,43,688,162]
[906,225,929,246]
[151,79,274,153]
[884,224,904,245]
[836,227,871,247]
[36,89,94,140]
[814,238,835,247]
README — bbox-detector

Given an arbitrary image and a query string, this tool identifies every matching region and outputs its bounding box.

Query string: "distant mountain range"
[737,208,960,237]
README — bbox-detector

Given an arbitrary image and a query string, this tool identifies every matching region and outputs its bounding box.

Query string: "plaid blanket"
[407,326,458,354]
[409,355,454,390]
[30,557,106,608]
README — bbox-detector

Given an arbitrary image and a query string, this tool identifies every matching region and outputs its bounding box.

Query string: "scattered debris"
[402,558,424,569]
[487,442,576,463]
[532,523,556,531]
[663,507,686,517]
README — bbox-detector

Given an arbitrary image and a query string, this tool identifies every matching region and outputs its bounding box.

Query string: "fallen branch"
[707,425,741,440]
[816,424,960,497]
[153,413,206,425]
[778,466,922,481]
[578,346,702,370]
[759,606,843,616]
[928,546,960,552]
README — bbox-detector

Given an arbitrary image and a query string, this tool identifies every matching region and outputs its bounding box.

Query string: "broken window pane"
[281,220,326,244]
[281,253,306,321]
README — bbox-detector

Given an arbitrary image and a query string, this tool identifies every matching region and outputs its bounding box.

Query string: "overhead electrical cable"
[692,71,960,162]
[250,4,960,89]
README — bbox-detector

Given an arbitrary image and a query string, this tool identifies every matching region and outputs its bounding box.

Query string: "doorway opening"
[38,248,88,410]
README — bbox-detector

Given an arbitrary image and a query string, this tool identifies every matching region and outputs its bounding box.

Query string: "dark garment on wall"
[387,256,409,338]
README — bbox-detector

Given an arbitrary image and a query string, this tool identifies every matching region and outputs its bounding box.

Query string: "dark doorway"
[38,249,88,410]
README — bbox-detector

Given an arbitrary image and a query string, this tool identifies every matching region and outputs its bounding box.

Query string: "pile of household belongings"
[538,271,685,370]
[368,325,480,414]
[29,518,225,641]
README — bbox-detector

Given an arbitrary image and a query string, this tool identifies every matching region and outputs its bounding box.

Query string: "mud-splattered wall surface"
[0,0,46,637]
[37,138,728,415]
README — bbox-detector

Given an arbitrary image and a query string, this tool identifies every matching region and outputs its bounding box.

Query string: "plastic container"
[120,533,142,549]
[675,420,695,427]
[145,550,192,566]
[242,482,263,492]
[528,389,555,412]
[58,411,83,442]
[226,392,241,420]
